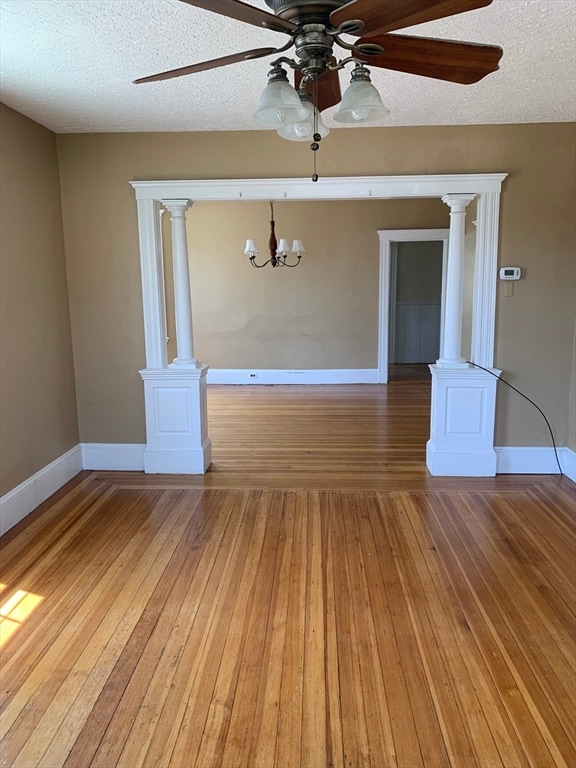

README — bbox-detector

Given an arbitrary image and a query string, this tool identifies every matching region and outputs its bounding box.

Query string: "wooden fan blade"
[178,0,297,34]
[359,34,502,84]
[295,60,342,112]
[134,47,277,84]
[331,0,493,36]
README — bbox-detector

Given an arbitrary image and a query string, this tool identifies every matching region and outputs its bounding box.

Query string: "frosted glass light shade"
[245,239,259,254]
[253,81,309,126]
[333,80,390,124]
[277,97,330,141]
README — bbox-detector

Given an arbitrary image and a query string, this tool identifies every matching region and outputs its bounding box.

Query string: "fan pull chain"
[310,76,320,182]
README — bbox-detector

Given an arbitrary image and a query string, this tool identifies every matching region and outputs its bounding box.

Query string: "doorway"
[378,229,449,384]
[388,241,444,381]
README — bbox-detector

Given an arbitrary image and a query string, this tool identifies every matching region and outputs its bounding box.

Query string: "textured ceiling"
[0,0,574,133]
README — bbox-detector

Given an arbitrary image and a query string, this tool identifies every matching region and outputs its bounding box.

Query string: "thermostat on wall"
[499,267,522,280]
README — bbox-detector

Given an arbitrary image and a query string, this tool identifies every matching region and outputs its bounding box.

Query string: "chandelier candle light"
[245,202,305,268]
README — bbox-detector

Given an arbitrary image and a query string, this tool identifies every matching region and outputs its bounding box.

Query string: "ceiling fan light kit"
[277,90,330,140]
[333,63,391,123]
[253,65,310,126]
[137,0,502,179]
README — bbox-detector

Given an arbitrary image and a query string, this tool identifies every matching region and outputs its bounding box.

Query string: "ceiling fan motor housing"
[294,27,335,76]
[264,0,348,24]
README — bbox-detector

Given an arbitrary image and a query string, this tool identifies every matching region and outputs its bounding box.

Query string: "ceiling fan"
[135,0,502,102]
[135,1,502,178]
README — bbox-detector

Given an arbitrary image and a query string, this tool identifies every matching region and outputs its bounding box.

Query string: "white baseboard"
[144,440,212,474]
[206,368,379,385]
[495,446,576,480]
[2,442,573,539]
[0,445,83,536]
[561,448,576,482]
[426,442,498,476]
[81,443,145,471]
[81,443,576,480]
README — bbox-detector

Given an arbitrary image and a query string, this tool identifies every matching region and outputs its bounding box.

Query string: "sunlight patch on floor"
[0,589,44,646]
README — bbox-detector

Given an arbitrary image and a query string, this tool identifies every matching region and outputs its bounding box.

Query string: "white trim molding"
[136,199,168,369]
[130,174,507,202]
[562,448,576,481]
[81,443,146,471]
[206,369,379,385]
[1,441,572,539]
[496,446,576,480]
[80,443,575,479]
[472,192,502,368]
[0,446,83,536]
[378,229,449,383]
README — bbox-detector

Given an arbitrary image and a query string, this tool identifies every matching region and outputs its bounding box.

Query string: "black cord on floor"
[466,360,563,477]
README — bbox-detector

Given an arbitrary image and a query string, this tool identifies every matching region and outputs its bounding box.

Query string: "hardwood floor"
[387,364,432,382]
[1,384,575,767]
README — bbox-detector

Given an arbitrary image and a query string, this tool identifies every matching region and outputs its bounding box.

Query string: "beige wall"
[0,104,78,496]
[56,123,576,447]
[183,199,446,369]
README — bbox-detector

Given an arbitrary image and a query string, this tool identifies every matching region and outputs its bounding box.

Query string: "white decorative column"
[437,194,475,367]
[137,198,211,474]
[427,193,501,476]
[164,200,197,367]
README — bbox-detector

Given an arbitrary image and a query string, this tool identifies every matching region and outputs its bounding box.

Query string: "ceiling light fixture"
[244,202,305,268]
[252,45,389,181]
[135,2,503,184]
[276,88,330,142]
[334,63,390,123]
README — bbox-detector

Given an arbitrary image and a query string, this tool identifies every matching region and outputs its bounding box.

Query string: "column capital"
[442,193,476,211]
[162,199,192,216]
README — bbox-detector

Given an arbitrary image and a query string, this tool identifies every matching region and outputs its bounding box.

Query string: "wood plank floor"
[1,384,575,767]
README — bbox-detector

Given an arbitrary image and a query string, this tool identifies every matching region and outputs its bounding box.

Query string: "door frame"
[378,229,450,383]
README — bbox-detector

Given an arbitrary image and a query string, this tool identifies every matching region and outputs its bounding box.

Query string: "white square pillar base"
[426,364,501,477]
[140,366,212,474]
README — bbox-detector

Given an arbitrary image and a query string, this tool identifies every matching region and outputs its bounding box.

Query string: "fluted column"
[437,194,476,367]
[163,199,197,367]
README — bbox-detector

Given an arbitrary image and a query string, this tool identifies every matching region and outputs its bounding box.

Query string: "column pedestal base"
[435,359,470,369]
[426,364,501,477]
[143,446,211,474]
[140,366,212,474]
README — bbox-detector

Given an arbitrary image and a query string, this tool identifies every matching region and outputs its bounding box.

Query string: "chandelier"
[244,202,305,268]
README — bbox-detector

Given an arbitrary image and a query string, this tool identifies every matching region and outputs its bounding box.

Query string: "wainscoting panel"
[394,301,441,364]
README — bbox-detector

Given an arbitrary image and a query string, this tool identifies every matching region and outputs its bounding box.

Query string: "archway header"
[130,174,507,202]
